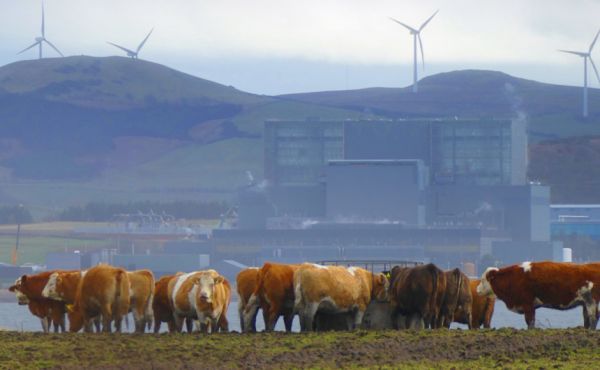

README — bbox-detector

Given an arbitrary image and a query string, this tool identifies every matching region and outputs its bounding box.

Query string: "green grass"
[0,235,108,265]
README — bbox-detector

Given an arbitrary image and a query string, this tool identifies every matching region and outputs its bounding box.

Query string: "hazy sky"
[1,0,599,94]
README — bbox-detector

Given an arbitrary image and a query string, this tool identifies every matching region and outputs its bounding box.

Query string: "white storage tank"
[562,248,573,262]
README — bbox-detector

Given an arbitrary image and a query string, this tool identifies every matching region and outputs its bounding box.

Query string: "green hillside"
[2,58,600,213]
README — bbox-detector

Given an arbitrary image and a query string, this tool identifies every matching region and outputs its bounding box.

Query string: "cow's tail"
[452,268,463,319]
[114,270,127,331]
[429,264,439,327]
[145,291,154,331]
[248,263,271,309]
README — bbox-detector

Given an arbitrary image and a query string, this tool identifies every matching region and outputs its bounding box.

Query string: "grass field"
[0,329,598,369]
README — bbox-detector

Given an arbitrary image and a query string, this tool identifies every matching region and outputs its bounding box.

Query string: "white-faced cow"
[478,261,600,329]
[168,269,230,333]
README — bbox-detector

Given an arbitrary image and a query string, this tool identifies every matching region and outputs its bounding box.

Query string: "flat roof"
[328,159,424,166]
[551,204,600,209]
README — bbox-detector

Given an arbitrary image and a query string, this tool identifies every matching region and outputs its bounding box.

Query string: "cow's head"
[477,267,499,297]
[42,272,61,300]
[9,275,29,305]
[196,274,225,303]
[372,273,389,302]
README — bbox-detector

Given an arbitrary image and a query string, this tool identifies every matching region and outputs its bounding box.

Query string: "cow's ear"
[214,276,225,284]
[8,285,15,292]
[20,275,27,283]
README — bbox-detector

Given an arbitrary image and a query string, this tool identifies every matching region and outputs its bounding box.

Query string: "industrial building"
[214,117,555,273]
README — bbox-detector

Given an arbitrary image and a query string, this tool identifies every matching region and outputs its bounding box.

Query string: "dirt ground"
[0,329,598,369]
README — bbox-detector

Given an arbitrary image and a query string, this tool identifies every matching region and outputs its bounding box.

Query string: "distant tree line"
[0,205,33,224]
[58,201,229,222]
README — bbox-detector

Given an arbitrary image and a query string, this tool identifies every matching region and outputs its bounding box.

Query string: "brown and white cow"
[454,279,495,329]
[477,261,600,329]
[9,271,67,333]
[41,270,101,332]
[168,270,230,333]
[68,264,130,333]
[236,267,264,332]
[152,274,178,333]
[195,271,231,333]
[438,268,472,329]
[388,263,447,330]
[293,264,388,332]
[243,262,299,332]
[127,269,155,333]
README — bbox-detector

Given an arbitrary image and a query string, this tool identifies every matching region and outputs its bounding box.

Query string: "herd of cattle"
[7,260,600,333]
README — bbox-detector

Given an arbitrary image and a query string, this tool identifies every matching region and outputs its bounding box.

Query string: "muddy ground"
[0,329,598,369]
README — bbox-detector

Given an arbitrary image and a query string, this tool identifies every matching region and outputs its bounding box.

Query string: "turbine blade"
[107,42,136,55]
[389,17,417,33]
[137,28,154,53]
[418,34,425,70]
[17,41,40,55]
[41,2,45,37]
[590,57,600,84]
[44,39,63,57]
[419,10,439,32]
[590,29,600,53]
[557,49,588,57]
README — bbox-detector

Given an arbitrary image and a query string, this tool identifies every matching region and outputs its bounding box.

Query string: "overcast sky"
[1,0,599,95]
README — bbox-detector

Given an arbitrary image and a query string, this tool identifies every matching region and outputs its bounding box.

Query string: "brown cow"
[454,279,495,329]
[293,264,388,332]
[243,262,299,332]
[388,263,446,330]
[236,267,265,332]
[478,261,600,329]
[9,271,67,333]
[68,264,130,333]
[127,269,155,333]
[438,268,472,329]
[152,274,177,333]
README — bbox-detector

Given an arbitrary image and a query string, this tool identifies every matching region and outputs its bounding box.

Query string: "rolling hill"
[280,70,600,141]
[1,57,600,212]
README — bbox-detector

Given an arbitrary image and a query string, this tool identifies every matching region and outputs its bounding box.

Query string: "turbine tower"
[18,3,63,59]
[559,29,600,118]
[107,28,154,59]
[389,10,438,93]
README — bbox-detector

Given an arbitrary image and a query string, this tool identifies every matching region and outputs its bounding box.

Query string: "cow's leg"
[153,319,161,334]
[264,303,281,332]
[40,317,49,333]
[300,303,319,332]
[283,312,294,332]
[352,310,365,330]
[101,304,112,333]
[185,317,194,333]
[408,313,424,330]
[523,305,536,329]
[584,301,598,330]
[217,312,229,333]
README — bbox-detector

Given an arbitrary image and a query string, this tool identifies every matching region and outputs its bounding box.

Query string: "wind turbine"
[558,29,600,118]
[17,3,64,59]
[107,29,154,59]
[389,10,438,93]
